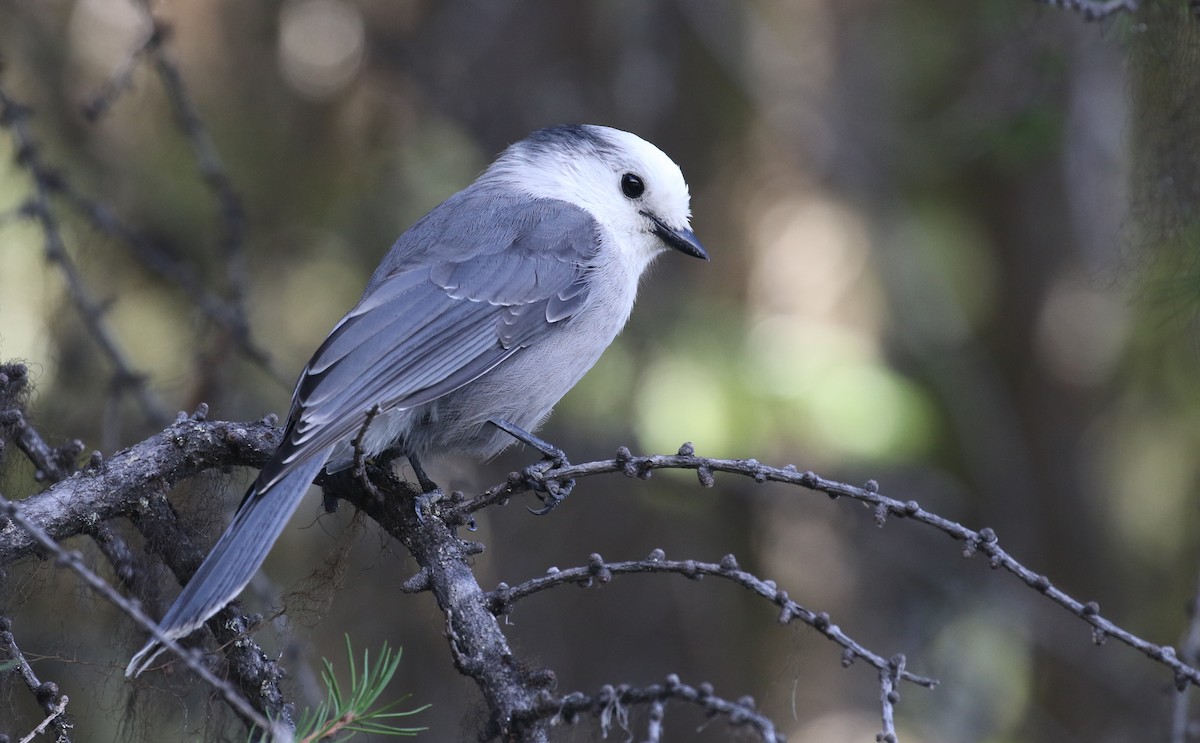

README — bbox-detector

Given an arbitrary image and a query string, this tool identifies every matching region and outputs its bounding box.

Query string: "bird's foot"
[490,418,577,515]
[522,452,575,515]
[414,488,445,524]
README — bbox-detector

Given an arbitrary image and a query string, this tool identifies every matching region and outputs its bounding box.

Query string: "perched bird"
[126,124,707,676]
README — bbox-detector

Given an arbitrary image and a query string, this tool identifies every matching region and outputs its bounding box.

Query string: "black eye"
[620,173,645,199]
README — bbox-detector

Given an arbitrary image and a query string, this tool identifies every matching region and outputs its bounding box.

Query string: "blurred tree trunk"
[1131,2,1200,292]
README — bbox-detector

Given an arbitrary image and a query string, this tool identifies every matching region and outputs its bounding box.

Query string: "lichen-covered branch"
[0,408,279,567]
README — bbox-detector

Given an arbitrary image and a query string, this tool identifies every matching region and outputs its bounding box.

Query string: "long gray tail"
[125,452,330,677]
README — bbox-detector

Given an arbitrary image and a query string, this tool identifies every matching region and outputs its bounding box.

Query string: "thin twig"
[1173,571,1200,742]
[457,444,1200,690]
[58,186,283,383]
[129,3,250,316]
[521,676,783,743]
[0,618,73,743]
[0,492,285,738]
[485,550,937,690]
[87,521,140,589]
[879,656,904,743]
[17,694,69,743]
[0,407,83,484]
[80,24,162,122]
[0,85,171,425]
[78,9,282,384]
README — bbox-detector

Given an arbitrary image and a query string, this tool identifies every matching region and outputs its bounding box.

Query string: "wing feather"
[255,195,599,493]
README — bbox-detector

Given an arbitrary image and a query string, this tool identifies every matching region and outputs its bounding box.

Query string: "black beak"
[647,213,709,261]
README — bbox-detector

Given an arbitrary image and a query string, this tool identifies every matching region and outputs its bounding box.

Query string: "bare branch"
[128,4,250,314]
[330,468,556,741]
[87,521,140,588]
[5,410,1192,738]
[485,550,937,690]
[0,85,171,425]
[460,444,1200,690]
[1173,574,1200,742]
[0,617,73,743]
[126,470,292,727]
[1,366,292,730]
[80,23,161,122]
[520,676,783,743]
[74,20,284,384]
[0,493,285,738]
[57,186,284,383]
[16,693,69,743]
[3,408,83,485]
[878,656,904,743]
[0,413,279,567]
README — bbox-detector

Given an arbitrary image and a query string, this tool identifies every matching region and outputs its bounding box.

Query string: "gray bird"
[126,124,707,676]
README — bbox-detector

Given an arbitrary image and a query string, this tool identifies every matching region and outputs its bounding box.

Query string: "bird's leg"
[406,453,448,524]
[491,418,567,461]
[357,441,441,520]
[490,418,576,515]
[408,454,438,493]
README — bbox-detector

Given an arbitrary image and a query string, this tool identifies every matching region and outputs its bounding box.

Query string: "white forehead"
[484,125,691,223]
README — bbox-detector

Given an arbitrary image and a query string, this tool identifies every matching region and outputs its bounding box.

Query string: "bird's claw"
[414,488,443,524]
[527,500,557,516]
[522,452,574,515]
[526,477,576,515]
[489,418,576,514]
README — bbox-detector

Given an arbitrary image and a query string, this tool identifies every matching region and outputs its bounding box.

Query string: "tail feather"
[126,451,330,677]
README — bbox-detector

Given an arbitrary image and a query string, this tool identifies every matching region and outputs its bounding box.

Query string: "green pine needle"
[265,635,428,742]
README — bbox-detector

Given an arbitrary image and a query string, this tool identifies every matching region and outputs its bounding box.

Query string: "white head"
[486,124,707,269]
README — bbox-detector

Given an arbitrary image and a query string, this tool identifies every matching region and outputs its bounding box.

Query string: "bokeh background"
[2,1,1199,741]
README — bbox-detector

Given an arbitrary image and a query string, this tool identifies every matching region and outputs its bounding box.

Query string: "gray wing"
[254,193,599,492]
